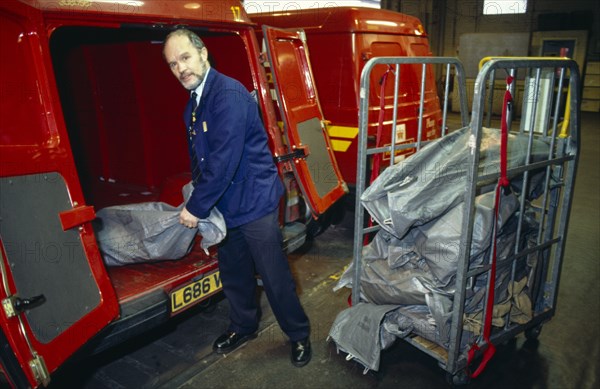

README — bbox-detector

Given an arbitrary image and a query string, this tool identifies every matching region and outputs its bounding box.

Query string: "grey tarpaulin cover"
[328,303,403,372]
[361,126,549,239]
[95,182,226,266]
[329,126,548,372]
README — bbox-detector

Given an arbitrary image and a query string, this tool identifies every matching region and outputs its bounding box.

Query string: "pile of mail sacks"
[328,126,549,372]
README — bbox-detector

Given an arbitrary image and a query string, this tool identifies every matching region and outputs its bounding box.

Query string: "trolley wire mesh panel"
[329,57,580,384]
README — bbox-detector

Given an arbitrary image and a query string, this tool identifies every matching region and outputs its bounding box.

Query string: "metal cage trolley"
[349,57,581,384]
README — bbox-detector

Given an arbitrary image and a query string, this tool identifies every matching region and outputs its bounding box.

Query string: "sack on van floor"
[95,182,226,266]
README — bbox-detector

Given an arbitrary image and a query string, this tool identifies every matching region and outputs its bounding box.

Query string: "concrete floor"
[46,112,599,389]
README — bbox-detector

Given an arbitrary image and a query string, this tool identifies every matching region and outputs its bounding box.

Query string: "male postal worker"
[163,28,311,367]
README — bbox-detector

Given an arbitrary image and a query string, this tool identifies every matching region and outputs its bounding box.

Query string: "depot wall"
[383,0,599,62]
[381,0,600,112]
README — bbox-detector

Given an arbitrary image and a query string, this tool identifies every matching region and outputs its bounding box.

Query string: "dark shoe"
[291,338,311,367]
[213,331,256,354]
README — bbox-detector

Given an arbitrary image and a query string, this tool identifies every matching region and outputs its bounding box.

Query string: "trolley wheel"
[445,369,470,386]
[525,324,543,340]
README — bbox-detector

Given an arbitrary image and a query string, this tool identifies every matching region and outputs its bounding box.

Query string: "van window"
[408,42,431,57]
[369,41,417,103]
[0,12,49,146]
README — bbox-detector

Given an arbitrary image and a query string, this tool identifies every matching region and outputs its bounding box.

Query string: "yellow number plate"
[170,271,221,313]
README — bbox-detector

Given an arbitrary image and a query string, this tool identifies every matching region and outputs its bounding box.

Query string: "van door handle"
[2,294,46,318]
[274,148,307,163]
[59,205,96,231]
[14,295,46,313]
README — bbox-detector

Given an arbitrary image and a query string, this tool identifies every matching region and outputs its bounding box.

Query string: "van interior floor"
[46,112,599,389]
[106,242,217,303]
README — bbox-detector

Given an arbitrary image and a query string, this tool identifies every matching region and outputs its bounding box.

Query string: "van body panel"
[20,0,253,25]
[253,6,427,36]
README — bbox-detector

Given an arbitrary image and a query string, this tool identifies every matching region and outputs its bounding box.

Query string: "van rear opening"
[48,26,255,313]
[50,26,254,208]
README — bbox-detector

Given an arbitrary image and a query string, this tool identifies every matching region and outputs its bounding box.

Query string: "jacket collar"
[197,67,218,111]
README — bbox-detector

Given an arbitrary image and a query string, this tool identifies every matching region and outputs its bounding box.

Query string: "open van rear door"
[262,26,347,216]
[0,2,119,387]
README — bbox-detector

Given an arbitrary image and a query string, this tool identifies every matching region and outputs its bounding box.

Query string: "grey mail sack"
[95,182,226,266]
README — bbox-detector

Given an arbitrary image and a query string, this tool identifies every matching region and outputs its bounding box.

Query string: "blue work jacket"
[183,69,284,228]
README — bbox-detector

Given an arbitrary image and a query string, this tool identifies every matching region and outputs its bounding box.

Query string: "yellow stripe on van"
[327,125,358,139]
[330,139,353,152]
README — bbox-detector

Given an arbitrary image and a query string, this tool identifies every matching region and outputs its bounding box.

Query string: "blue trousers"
[217,208,310,341]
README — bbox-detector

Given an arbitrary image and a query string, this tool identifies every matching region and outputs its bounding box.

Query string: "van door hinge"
[298,30,307,43]
[2,294,46,318]
[259,52,268,65]
[2,297,17,318]
[29,353,50,387]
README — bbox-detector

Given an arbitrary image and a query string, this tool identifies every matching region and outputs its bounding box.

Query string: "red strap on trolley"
[498,76,513,189]
[364,67,393,246]
[467,75,513,378]
[369,66,393,185]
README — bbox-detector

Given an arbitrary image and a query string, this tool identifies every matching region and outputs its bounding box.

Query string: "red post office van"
[0,1,346,387]
[252,7,443,185]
